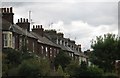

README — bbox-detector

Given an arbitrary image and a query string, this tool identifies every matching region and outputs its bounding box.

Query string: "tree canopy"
[91,33,120,72]
[2,48,51,77]
[54,50,72,70]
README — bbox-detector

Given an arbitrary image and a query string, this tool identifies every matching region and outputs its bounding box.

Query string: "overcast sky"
[1,0,119,51]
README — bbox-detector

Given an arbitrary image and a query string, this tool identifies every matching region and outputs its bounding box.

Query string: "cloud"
[50,20,118,51]
[1,0,119,2]
[1,2,118,51]
[3,2,117,26]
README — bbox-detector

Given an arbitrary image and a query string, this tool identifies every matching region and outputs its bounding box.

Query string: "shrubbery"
[2,47,118,78]
[2,48,51,77]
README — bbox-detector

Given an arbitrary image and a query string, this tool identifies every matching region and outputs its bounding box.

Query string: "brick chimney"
[16,18,30,31]
[57,33,64,38]
[32,25,44,37]
[1,7,14,27]
[78,44,81,52]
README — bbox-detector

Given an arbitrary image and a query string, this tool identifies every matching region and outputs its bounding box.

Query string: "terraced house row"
[1,7,88,64]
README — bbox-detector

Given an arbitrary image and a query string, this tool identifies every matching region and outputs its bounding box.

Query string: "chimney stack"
[16,18,30,31]
[32,25,44,37]
[57,33,64,38]
[1,7,14,28]
[78,44,81,52]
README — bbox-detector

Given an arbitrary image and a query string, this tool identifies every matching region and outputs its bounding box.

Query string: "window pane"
[4,40,7,46]
[4,34,8,47]
[4,34,7,39]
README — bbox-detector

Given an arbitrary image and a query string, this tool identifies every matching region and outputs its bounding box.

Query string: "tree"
[18,58,51,77]
[86,66,104,77]
[3,48,22,65]
[65,61,79,76]
[2,48,22,76]
[75,64,103,78]
[54,50,71,70]
[56,65,65,76]
[91,33,120,72]
[2,48,51,77]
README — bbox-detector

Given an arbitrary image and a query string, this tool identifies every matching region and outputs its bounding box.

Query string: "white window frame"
[46,47,48,56]
[50,47,52,57]
[3,31,13,48]
[41,46,44,54]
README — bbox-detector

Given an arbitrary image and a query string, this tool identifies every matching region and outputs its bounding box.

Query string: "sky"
[1,0,119,51]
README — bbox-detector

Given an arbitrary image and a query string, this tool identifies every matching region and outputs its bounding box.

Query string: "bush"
[75,65,104,78]
[65,61,79,76]
[87,66,104,77]
[54,50,71,70]
[103,72,118,78]
[18,58,51,77]
[56,65,65,76]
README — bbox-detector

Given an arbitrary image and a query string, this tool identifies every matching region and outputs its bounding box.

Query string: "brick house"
[1,7,88,64]
[44,30,88,63]
[1,7,60,61]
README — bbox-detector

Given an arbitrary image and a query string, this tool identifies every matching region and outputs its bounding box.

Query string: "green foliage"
[54,50,71,70]
[18,58,51,77]
[2,48,22,76]
[56,65,65,76]
[91,33,120,72]
[65,61,79,76]
[7,67,19,76]
[18,58,41,77]
[87,66,104,76]
[2,48,51,77]
[3,48,22,65]
[75,65,104,78]
[103,72,118,78]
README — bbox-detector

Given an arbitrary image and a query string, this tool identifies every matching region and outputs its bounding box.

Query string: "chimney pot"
[20,18,22,22]
[18,19,19,23]
[1,8,3,13]
[4,8,6,13]
[36,25,37,28]
[24,18,25,22]
[7,8,9,13]
[33,25,35,29]
[10,7,12,13]
[26,19,28,22]
[41,25,42,28]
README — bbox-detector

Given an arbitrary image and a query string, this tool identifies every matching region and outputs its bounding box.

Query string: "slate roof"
[45,33,83,56]
[2,19,36,39]
[12,24,60,48]
[11,24,36,39]
[59,45,74,52]
[30,32,60,48]
[2,19,60,48]
[2,19,86,57]
[45,32,90,57]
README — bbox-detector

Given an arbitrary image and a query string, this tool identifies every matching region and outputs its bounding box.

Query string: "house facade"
[1,7,88,64]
